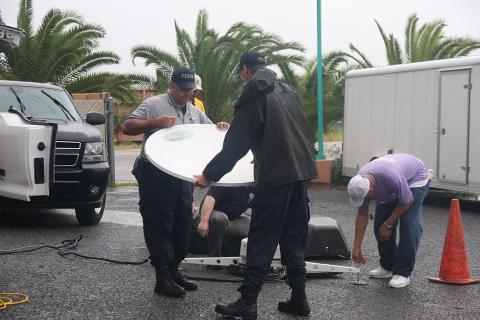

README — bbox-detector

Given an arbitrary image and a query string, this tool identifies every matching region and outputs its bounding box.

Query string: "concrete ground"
[1,184,479,319]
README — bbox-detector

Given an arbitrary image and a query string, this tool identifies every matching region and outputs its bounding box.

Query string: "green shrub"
[332,156,350,186]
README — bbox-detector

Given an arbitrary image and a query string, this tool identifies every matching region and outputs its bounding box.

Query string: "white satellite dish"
[145,124,254,186]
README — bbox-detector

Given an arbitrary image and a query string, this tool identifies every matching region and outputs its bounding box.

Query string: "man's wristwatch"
[383,221,394,229]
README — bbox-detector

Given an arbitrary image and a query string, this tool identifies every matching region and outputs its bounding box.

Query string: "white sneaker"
[368,266,393,279]
[388,275,410,288]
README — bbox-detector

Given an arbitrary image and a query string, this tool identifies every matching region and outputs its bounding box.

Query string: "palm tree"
[300,51,351,138]
[131,9,305,122]
[346,14,480,66]
[0,0,151,103]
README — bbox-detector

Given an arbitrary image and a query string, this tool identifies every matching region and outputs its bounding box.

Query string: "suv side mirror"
[85,112,105,125]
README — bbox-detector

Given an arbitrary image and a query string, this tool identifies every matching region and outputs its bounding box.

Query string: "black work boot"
[170,265,198,291]
[215,298,257,320]
[278,288,310,316]
[154,265,186,297]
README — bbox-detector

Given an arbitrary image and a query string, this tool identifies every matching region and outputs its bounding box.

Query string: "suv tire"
[75,194,106,225]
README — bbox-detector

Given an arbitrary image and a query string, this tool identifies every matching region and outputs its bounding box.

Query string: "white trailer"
[343,56,480,194]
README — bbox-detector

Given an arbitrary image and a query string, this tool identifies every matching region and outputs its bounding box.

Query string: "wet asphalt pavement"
[1,184,480,320]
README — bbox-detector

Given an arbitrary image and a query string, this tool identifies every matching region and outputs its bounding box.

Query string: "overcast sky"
[2,0,479,76]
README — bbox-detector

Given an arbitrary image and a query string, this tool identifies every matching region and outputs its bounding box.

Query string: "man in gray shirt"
[122,66,228,297]
[347,153,430,288]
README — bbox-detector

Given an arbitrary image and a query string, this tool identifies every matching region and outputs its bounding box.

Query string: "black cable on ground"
[57,251,149,265]
[0,234,149,265]
[185,275,244,283]
[0,234,82,255]
[1,235,287,283]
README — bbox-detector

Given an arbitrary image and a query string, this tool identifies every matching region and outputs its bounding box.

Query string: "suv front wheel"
[75,194,106,225]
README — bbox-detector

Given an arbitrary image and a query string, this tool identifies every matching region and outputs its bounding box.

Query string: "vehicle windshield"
[0,85,81,121]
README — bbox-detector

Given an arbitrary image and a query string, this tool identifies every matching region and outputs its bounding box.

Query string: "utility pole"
[316,0,325,160]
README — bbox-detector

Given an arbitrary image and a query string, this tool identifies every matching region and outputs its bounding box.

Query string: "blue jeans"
[373,182,430,277]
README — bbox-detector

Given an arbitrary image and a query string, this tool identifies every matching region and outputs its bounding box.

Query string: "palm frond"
[322,51,349,73]
[347,43,373,68]
[66,72,153,103]
[60,51,120,86]
[131,45,180,68]
[448,38,480,57]
[17,0,34,37]
[195,9,209,42]
[404,14,419,62]
[277,62,299,89]
[390,36,403,64]
[417,19,446,61]
[374,20,403,65]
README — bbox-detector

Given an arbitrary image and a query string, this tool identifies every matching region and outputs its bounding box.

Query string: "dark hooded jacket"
[203,67,317,191]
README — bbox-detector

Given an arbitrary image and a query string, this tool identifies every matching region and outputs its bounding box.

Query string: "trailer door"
[438,69,471,184]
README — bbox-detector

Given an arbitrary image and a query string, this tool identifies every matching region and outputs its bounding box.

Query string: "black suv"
[0,80,110,225]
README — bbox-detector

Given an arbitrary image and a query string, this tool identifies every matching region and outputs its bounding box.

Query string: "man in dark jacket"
[195,51,317,319]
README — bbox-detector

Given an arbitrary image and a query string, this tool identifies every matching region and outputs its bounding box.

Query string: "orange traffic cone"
[428,199,480,285]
